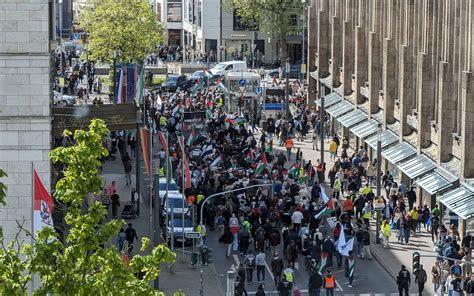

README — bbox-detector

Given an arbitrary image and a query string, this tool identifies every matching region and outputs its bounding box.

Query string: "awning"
[441,156,461,178]
[398,154,437,179]
[319,75,333,88]
[364,129,399,150]
[439,184,474,220]
[382,142,417,164]
[371,109,384,124]
[422,142,439,163]
[325,100,354,118]
[387,121,401,134]
[404,131,418,147]
[350,120,379,139]
[337,109,368,128]
[315,92,342,108]
[334,85,343,96]
[416,169,457,195]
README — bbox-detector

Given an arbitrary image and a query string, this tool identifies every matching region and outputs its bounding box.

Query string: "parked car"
[165,193,188,216]
[53,90,76,106]
[267,65,301,79]
[166,216,194,245]
[161,75,194,92]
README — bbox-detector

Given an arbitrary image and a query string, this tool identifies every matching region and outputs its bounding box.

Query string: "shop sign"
[52,104,138,136]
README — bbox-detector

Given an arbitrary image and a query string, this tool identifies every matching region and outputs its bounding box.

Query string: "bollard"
[226,270,235,296]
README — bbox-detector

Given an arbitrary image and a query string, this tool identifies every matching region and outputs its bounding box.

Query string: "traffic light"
[412,252,420,275]
[191,252,199,265]
[200,246,213,266]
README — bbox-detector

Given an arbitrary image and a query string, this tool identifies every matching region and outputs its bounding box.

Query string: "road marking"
[263,260,274,282]
[335,277,344,291]
[230,264,236,271]
[294,262,299,270]
[233,254,240,267]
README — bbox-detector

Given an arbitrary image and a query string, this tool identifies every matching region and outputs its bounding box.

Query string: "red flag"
[262,152,268,164]
[178,136,185,152]
[158,131,168,152]
[33,169,54,234]
[140,128,151,177]
[183,155,192,189]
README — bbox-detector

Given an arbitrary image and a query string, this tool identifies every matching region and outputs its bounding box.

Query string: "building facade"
[308,0,474,233]
[0,0,51,242]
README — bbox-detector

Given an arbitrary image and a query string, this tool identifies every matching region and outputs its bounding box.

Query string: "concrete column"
[382,38,397,125]
[330,0,343,86]
[317,0,331,81]
[307,1,319,106]
[398,46,416,139]
[341,0,355,97]
[367,0,382,116]
[416,53,435,151]
[461,72,474,178]
[353,0,368,104]
[437,62,457,163]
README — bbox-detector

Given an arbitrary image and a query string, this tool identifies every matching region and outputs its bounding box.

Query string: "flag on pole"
[336,222,354,256]
[190,83,201,96]
[317,251,328,273]
[183,156,192,189]
[210,156,222,167]
[135,65,145,105]
[116,67,124,103]
[178,136,185,153]
[187,125,197,147]
[158,131,168,152]
[289,162,300,178]
[199,144,213,160]
[139,128,151,176]
[321,186,330,204]
[244,149,254,163]
[33,169,54,235]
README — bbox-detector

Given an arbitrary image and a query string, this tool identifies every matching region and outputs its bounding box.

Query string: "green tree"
[79,0,163,63]
[0,120,175,295]
[223,0,302,61]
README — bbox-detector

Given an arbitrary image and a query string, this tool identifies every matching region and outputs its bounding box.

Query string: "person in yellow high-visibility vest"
[197,193,204,204]
[380,219,391,249]
[197,224,206,244]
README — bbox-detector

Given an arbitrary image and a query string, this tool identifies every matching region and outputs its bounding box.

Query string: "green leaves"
[0,120,176,295]
[78,0,163,63]
[223,0,302,58]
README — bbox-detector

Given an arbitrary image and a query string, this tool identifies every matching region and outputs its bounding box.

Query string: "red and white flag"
[33,169,54,235]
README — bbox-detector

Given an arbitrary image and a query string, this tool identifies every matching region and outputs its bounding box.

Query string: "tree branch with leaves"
[223,0,302,61]
[0,120,175,295]
[79,0,163,63]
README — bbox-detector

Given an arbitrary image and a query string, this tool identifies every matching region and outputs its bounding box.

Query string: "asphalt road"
[205,229,399,296]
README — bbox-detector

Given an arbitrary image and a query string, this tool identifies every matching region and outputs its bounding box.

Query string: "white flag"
[337,223,354,256]
[321,185,330,204]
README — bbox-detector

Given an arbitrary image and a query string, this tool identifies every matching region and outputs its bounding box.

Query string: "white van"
[209,61,248,76]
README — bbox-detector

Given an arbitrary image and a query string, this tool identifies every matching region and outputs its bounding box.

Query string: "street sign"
[239,79,246,87]
[185,232,201,239]
[255,87,263,95]
[238,85,246,93]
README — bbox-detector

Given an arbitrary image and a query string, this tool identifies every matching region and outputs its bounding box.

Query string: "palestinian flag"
[235,117,246,126]
[245,149,254,163]
[224,118,236,129]
[317,251,328,273]
[191,82,201,96]
[298,175,309,184]
[254,161,266,176]
[187,125,197,147]
[261,152,268,165]
[216,79,227,93]
[289,162,300,178]
[172,104,181,116]
[314,198,335,219]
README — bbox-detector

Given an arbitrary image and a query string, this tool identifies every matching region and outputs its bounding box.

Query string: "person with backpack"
[308,270,323,296]
[271,252,284,286]
[269,229,281,255]
[397,265,411,296]
[244,251,256,283]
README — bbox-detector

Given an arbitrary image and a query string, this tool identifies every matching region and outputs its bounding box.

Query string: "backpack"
[247,256,255,268]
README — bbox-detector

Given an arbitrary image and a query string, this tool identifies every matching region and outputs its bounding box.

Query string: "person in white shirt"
[291,210,304,233]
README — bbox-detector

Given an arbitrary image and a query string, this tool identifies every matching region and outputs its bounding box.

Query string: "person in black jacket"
[308,271,323,296]
[271,252,284,286]
[397,265,411,296]
[219,229,234,257]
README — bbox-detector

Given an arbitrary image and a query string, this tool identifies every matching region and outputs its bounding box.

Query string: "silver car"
[53,91,76,106]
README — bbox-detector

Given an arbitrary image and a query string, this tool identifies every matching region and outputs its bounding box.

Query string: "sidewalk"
[267,129,437,295]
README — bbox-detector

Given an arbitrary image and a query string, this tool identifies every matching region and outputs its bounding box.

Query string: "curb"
[370,246,397,281]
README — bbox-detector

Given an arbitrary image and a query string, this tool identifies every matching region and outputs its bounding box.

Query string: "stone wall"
[0,0,51,243]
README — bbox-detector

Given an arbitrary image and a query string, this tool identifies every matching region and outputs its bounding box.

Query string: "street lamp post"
[113,50,117,102]
[375,123,383,244]
[59,0,63,95]
[199,183,273,296]
[320,85,325,163]
[285,59,290,119]
[301,0,306,83]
